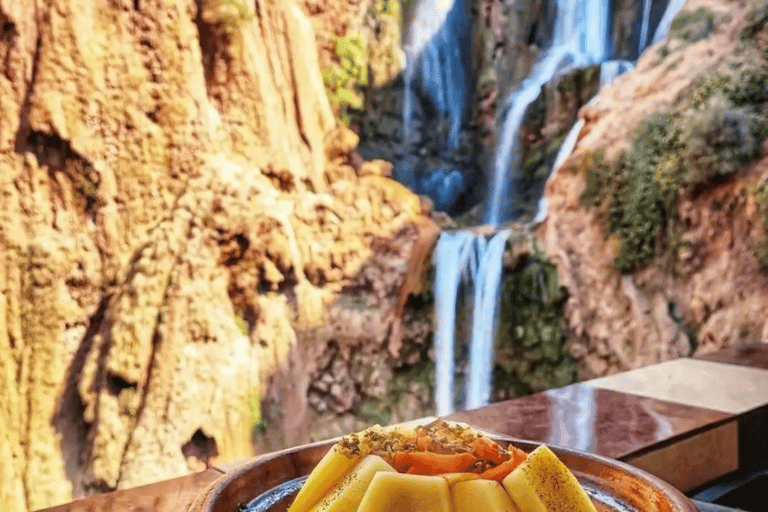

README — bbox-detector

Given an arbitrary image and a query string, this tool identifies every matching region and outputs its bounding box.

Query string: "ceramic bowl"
[187,436,699,512]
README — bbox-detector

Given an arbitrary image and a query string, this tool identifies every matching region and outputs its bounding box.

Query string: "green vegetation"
[581,60,768,272]
[368,0,398,17]
[494,251,577,398]
[200,0,253,34]
[581,114,678,271]
[753,183,768,272]
[611,114,678,271]
[235,314,249,335]
[669,7,717,44]
[680,98,762,186]
[322,34,369,125]
[658,7,717,61]
[743,0,768,40]
[358,348,435,426]
[245,387,262,430]
[687,66,768,111]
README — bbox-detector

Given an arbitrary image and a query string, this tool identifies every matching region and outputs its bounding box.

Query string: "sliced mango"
[307,455,395,512]
[453,479,519,512]
[289,445,360,512]
[502,445,597,512]
[357,472,452,512]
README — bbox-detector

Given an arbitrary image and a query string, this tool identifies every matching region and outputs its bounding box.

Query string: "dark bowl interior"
[188,437,699,512]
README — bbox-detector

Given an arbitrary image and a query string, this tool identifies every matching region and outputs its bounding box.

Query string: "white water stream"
[652,0,689,44]
[424,0,685,415]
[639,0,654,55]
[465,230,512,409]
[486,0,610,225]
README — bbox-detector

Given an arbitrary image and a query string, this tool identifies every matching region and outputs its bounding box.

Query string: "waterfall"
[403,0,466,148]
[486,0,609,225]
[465,230,512,409]
[652,0,688,44]
[600,60,634,87]
[399,0,472,209]
[424,0,687,416]
[486,49,589,225]
[434,229,512,415]
[433,232,475,415]
[533,118,586,223]
[638,0,653,55]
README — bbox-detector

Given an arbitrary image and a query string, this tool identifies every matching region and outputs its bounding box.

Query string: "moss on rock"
[583,113,679,272]
[581,54,768,273]
[494,251,577,399]
[322,33,369,125]
[680,97,762,186]
[669,7,717,44]
[200,0,254,34]
[743,0,768,41]
[752,181,768,272]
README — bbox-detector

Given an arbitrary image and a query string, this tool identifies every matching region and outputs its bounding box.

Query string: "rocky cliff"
[539,0,768,377]
[0,0,436,509]
[4,0,768,508]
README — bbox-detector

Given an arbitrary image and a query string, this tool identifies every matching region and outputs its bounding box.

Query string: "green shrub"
[680,97,762,185]
[581,150,618,209]
[494,253,576,398]
[582,55,768,273]
[321,34,369,124]
[670,7,717,43]
[685,72,730,110]
[200,0,253,34]
[743,0,768,40]
[751,182,768,272]
[723,65,768,109]
[610,155,666,272]
[684,65,768,113]
[580,114,682,272]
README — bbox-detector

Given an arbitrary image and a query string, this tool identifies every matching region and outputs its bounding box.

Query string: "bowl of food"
[188,419,699,512]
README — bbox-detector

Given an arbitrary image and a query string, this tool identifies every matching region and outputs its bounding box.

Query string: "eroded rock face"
[0,0,435,509]
[538,0,768,378]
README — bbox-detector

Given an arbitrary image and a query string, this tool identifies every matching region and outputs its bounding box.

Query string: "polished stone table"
[38,344,768,512]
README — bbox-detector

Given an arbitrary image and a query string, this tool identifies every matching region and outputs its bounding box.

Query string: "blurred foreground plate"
[187,436,700,512]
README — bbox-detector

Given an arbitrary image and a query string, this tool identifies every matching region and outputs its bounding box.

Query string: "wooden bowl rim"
[191,435,699,512]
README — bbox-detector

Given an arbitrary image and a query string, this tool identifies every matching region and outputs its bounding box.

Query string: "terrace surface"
[39,344,768,512]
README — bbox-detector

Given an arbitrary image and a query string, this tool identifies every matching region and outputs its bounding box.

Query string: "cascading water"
[433,231,475,415]
[434,229,511,415]
[652,0,689,44]
[465,230,512,409]
[638,0,654,54]
[398,0,473,212]
[599,60,634,87]
[533,118,585,224]
[487,0,610,225]
[421,0,687,416]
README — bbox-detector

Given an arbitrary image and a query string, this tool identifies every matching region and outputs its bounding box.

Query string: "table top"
[38,344,768,512]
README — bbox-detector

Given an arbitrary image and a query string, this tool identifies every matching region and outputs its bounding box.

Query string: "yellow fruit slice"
[502,445,597,512]
[289,445,361,512]
[453,479,519,512]
[307,455,396,512]
[357,472,453,512]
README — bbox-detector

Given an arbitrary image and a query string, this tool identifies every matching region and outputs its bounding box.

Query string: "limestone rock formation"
[539,0,768,377]
[0,0,434,510]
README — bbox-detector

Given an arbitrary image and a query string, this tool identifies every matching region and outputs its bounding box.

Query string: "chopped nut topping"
[336,419,510,474]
